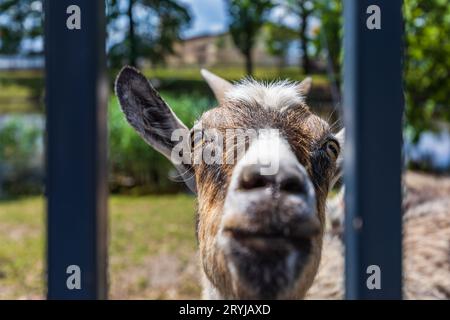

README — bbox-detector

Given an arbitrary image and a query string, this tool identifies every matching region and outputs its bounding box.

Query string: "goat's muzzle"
[218,161,321,298]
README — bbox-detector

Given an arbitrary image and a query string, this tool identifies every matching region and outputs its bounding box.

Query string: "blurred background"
[0,0,448,299]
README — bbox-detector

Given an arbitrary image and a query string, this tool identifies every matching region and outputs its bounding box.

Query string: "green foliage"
[281,0,315,73]
[403,0,450,140]
[226,0,274,75]
[313,0,342,85]
[0,0,43,54]
[0,117,40,167]
[1,0,190,66]
[263,22,297,66]
[107,0,191,68]
[0,115,43,195]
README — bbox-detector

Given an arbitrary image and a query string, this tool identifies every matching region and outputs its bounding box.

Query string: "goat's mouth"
[223,227,313,253]
[220,226,316,299]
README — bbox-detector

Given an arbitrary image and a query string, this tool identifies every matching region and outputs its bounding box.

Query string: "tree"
[281,0,314,74]
[107,0,191,68]
[226,0,274,76]
[403,0,450,140]
[313,0,342,102]
[0,0,43,55]
[264,22,297,70]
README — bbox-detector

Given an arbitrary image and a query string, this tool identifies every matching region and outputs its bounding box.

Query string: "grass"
[0,194,201,299]
[142,66,329,84]
[0,69,44,113]
[0,66,330,114]
[0,197,44,299]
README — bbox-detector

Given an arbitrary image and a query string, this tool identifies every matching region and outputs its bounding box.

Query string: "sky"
[180,0,228,38]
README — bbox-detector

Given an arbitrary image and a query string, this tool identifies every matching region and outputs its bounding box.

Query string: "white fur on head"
[201,69,312,111]
[225,78,311,112]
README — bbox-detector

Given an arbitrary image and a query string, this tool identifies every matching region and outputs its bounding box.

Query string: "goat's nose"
[238,163,307,195]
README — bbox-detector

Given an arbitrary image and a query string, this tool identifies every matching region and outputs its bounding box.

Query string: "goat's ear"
[330,128,345,188]
[201,69,233,104]
[115,66,185,157]
[115,66,196,193]
[297,77,312,96]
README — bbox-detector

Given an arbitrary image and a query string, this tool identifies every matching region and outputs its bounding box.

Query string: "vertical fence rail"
[45,0,108,299]
[343,0,403,299]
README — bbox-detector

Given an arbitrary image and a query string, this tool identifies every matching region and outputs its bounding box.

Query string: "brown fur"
[194,100,336,299]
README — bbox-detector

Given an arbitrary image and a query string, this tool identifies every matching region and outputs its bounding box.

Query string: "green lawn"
[0,66,328,83]
[0,194,201,299]
[142,66,329,84]
[0,69,45,113]
[0,66,330,114]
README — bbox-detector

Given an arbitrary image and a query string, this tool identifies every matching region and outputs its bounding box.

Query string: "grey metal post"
[343,0,403,299]
[45,0,108,299]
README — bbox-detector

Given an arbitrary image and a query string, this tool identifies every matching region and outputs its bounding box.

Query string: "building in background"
[167,32,281,68]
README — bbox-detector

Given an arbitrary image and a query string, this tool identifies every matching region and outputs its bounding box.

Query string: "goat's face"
[115,67,343,299]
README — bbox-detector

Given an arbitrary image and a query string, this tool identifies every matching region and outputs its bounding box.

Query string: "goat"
[115,66,344,299]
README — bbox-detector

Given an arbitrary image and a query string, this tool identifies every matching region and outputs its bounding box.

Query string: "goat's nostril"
[240,173,270,190]
[280,176,306,194]
[238,164,273,190]
[237,164,309,194]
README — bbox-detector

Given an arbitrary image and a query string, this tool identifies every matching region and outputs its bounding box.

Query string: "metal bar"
[343,0,403,299]
[45,0,108,299]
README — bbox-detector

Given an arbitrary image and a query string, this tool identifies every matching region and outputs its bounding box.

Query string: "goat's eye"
[324,139,340,161]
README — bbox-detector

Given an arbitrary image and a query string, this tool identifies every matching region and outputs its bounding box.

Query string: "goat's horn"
[201,69,233,104]
[298,77,312,95]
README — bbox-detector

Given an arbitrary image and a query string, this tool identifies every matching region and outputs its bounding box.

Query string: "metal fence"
[45,0,403,299]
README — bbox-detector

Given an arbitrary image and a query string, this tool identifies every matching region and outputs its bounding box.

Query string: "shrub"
[108,91,213,193]
[0,115,44,196]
